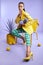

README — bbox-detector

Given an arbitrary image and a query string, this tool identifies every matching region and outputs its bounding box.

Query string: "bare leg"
[20,36,25,44]
[26,46,31,57]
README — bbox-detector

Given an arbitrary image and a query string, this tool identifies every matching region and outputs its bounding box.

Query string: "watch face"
[23,18,28,23]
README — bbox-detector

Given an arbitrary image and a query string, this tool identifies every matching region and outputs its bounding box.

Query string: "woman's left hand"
[21,24,25,26]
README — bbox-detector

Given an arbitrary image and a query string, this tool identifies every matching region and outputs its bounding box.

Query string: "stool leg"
[30,34,32,44]
[36,32,38,40]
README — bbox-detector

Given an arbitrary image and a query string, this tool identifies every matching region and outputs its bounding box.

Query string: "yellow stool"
[30,19,39,44]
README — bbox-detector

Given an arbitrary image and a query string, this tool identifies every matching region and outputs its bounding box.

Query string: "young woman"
[11,2,33,60]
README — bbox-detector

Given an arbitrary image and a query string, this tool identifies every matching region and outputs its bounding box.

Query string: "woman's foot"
[23,53,31,61]
[23,56,30,61]
[23,52,33,61]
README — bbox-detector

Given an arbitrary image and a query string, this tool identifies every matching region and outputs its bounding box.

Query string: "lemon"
[6,47,11,51]
[37,43,41,47]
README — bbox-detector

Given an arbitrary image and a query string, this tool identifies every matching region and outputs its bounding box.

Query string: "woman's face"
[18,4,24,12]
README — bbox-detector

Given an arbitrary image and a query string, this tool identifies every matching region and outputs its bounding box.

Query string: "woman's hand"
[17,24,22,28]
[21,24,25,26]
[17,24,25,29]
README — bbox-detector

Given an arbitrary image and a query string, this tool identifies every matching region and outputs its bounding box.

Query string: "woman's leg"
[26,46,31,57]
[11,29,25,43]
[25,33,31,57]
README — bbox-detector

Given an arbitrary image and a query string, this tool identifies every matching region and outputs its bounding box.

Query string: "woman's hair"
[18,2,25,11]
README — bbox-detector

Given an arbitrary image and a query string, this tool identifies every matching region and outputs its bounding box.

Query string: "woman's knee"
[11,29,18,35]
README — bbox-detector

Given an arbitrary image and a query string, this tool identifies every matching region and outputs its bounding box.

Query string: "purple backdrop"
[1,0,43,33]
[0,0,43,65]
[0,0,1,19]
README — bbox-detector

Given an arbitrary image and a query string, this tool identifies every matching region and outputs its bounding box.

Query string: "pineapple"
[6,19,17,45]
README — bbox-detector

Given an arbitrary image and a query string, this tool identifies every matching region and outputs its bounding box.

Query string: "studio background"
[0,0,43,65]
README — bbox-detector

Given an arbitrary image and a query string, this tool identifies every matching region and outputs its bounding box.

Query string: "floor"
[0,31,43,65]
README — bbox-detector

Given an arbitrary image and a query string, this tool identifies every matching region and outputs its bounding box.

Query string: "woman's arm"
[22,10,33,21]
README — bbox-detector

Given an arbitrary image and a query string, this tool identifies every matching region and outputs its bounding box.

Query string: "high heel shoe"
[23,52,33,61]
